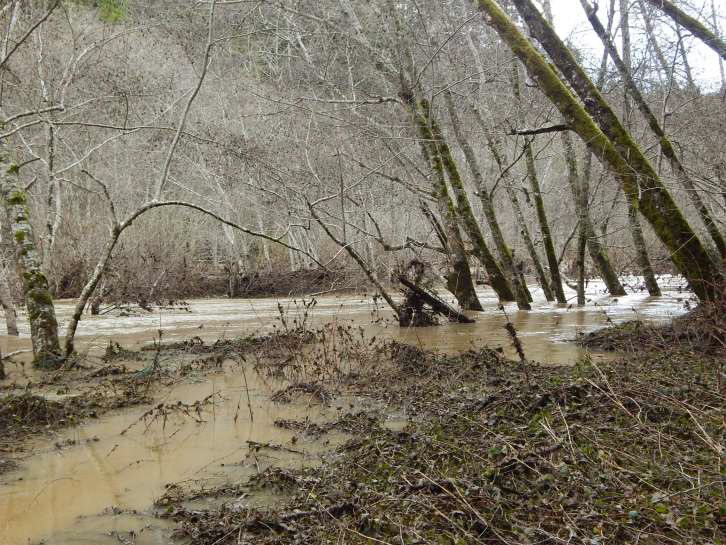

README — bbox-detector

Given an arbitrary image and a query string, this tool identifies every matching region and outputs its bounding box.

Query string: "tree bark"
[413,100,487,310]
[476,0,721,301]
[1,159,62,368]
[619,0,661,296]
[0,272,18,335]
[511,61,567,304]
[561,132,586,305]
[471,108,555,302]
[582,0,726,258]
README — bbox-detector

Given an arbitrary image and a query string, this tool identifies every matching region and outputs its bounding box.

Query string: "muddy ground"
[1,305,724,545]
[159,331,724,545]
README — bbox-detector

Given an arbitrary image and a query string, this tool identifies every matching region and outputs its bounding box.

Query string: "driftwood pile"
[397,260,474,327]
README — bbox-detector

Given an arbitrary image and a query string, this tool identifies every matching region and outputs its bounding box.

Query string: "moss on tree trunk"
[511,61,567,304]
[444,92,531,309]
[414,101,484,311]
[643,0,726,61]
[475,0,722,301]
[1,159,62,368]
[582,0,726,258]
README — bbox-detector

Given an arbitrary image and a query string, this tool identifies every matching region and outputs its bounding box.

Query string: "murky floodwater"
[0,277,692,544]
[0,360,356,545]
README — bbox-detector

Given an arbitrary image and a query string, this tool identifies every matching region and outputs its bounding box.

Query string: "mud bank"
[161,333,726,545]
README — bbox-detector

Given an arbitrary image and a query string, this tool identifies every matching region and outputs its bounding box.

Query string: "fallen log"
[398,276,475,324]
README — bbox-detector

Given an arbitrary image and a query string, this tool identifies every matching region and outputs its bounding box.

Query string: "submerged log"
[399,276,475,326]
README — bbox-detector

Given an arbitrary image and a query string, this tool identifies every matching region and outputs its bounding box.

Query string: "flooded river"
[0,277,692,544]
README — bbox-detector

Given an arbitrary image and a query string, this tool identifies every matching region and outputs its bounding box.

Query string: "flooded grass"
[149,314,725,545]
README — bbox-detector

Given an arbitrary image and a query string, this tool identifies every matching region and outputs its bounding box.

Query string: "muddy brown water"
[0,278,691,545]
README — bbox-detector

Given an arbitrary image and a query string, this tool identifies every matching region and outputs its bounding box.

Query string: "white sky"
[548,0,726,88]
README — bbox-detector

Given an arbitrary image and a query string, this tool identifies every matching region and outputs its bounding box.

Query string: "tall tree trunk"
[0,272,18,335]
[561,132,586,305]
[582,0,726,258]
[548,0,624,299]
[582,154,627,297]
[414,101,484,311]
[619,0,661,296]
[474,0,721,301]
[511,61,567,304]
[0,159,62,368]
[441,93,529,308]
[627,199,661,294]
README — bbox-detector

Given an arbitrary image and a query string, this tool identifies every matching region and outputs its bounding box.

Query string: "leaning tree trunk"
[0,159,62,368]
[561,132,586,305]
[476,0,721,301]
[414,101,485,311]
[443,91,532,309]
[471,107,556,302]
[511,61,567,304]
[583,0,726,258]
[642,0,726,61]
[547,0,625,300]
[627,198,661,294]
[416,98,519,306]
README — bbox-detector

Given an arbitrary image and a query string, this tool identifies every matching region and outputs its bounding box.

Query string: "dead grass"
[158,313,725,545]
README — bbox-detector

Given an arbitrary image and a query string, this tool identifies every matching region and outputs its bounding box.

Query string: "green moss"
[98,0,128,23]
[14,231,25,243]
[5,164,19,175]
[6,191,25,206]
[29,289,54,306]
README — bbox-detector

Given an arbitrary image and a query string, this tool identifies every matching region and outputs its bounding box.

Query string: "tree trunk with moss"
[475,0,720,301]
[579,154,627,297]
[561,132,586,305]
[414,103,483,311]
[470,107,555,302]
[439,94,529,308]
[0,160,62,368]
[643,0,726,61]
[583,0,726,259]
[511,61,567,304]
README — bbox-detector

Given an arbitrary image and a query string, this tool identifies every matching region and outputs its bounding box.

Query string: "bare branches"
[0,0,60,72]
[643,0,726,61]
[154,0,217,200]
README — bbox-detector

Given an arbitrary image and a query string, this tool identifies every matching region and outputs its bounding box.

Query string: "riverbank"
[159,316,724,544]
[0,284,718,545]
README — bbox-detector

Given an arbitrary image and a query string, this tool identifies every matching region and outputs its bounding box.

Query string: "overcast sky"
[547,0,725,88]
